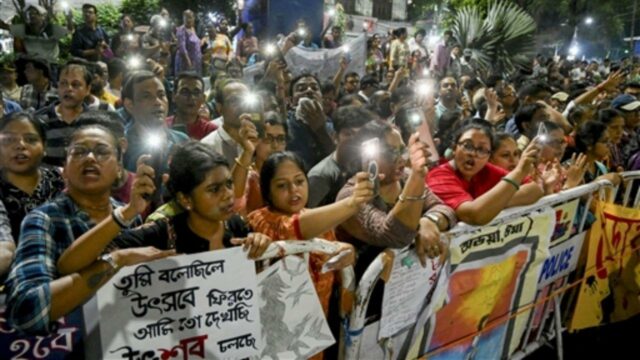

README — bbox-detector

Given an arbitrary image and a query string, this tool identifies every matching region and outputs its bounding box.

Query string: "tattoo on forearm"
[87,268,115,289]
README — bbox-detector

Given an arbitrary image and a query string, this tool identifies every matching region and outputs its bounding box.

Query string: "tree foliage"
[121,0,161,26]
[451,1,536,74]
[408,0,634,57]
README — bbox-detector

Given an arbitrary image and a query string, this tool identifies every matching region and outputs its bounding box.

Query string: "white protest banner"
[97,247,261,360]
[537,232,585,288]
[256,255,335,359]
[284,34,367,80]
[379,248,442,339]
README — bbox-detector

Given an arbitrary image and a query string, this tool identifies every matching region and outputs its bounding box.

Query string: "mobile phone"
[406,107,439,167]
[242,94,264,137]
[361,138,380,194]
[142,135,166,204]
[142,153,164,204]
[536,121,549,143]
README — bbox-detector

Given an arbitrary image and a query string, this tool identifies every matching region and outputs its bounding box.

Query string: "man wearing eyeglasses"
[166,72,217,140]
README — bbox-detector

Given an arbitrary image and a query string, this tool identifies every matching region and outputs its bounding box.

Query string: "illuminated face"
[0,118,44,175]
[454,129,492,181]
[256,124,286,162]
[184,166,235,222]
[125,77,169,128]
[58,67,90,109]
[490,137,520,171]
[269,160,308,214]
[63,128,119,195]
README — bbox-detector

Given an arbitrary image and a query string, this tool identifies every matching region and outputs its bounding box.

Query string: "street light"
[584,17,594,26]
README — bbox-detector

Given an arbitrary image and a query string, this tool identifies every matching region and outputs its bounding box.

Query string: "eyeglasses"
[545,138,567,147]
[457,141,491,158]
[0,133,41,146]
[263,135,286,145]
[67,144,116,162]
[384,146,408,162]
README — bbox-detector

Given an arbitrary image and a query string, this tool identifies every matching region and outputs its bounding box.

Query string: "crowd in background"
[0,4,638,358]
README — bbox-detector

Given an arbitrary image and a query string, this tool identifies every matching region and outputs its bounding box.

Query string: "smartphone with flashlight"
[242,95,264,137]
[406,107,439,167]
[361,138,380,194]
[295,27,307,43]
[536,121,549,143]
[142,135,166,204]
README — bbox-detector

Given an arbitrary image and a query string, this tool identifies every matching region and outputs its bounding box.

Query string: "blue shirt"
[123,125,189,173]
[286,111,335,170]
[4,194,125,334]
[3,98,22,115]
[505,116,520,137]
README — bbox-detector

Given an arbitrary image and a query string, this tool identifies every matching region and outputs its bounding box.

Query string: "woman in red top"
[427,121,544,225]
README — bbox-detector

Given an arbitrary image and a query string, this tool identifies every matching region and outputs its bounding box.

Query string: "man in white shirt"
[201,80,252,165]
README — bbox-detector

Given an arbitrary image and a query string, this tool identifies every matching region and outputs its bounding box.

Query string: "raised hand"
[231,233,272,259]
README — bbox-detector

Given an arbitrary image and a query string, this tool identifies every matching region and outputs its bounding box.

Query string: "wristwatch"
[100,253,120,271]
[425,213,441,229]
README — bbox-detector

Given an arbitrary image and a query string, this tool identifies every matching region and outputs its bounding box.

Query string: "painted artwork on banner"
[97,247,261,359]
[0,306,86,359]
[569,201,640,331]
[379,248,442,339]
[551,199,580,244]
[423,208,554,359]
[256,255,335,360]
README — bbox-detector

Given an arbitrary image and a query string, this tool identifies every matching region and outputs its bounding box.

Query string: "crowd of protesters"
[0,4,637,358]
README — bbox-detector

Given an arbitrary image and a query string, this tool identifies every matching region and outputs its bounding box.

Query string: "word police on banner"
[97,247,261,360]
[537,232,585,288]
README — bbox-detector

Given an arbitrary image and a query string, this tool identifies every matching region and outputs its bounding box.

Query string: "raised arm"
[572,70,623,107]
[231,118,259,200]
[297,172,374,239]
[338,134,431,248]
[57,156,160,274]
[456,142,542,225]
[5,210,163,335]
[332,56,348,91]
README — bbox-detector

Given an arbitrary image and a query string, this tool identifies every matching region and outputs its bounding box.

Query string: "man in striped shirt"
[36,62,91,166]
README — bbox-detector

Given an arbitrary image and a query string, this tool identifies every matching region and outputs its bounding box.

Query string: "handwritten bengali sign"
[97,247,261,360]
[379,248,442,339]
